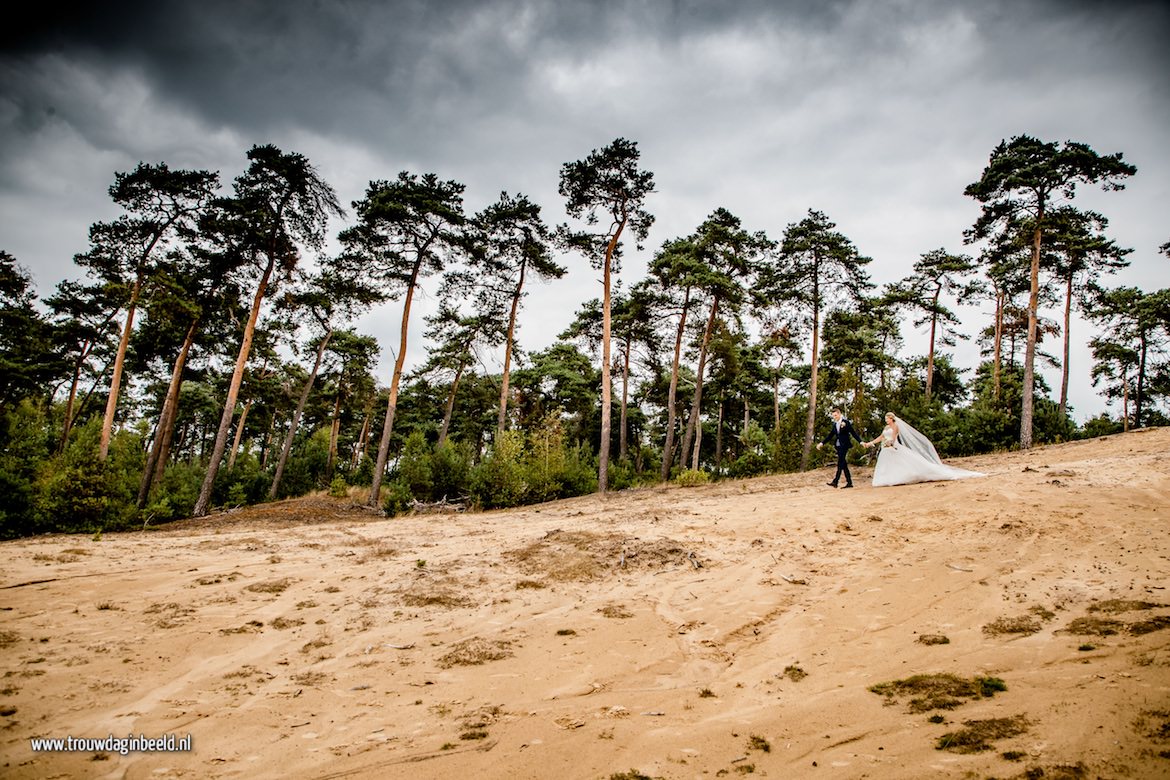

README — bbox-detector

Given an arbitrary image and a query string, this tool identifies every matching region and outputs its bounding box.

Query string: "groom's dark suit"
[822,417,863,487]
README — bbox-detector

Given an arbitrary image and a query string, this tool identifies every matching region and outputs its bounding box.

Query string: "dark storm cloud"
[2,0,1168,421]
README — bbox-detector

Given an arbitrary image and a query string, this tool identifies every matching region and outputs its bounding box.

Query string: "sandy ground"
[1,429,1169,780]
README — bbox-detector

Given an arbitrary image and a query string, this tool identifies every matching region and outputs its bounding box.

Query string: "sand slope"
[2,429,1169,779]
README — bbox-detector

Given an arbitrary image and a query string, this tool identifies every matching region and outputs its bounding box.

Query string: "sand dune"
[2,429,1169,779]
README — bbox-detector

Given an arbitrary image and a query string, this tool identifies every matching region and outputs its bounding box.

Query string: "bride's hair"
[885,411,895,419]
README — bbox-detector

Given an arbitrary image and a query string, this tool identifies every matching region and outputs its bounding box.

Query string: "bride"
[863,412,984,487]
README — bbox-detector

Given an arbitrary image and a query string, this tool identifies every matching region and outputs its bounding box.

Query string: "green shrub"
[394,431,434,500]
[382,479,413,517]
[430,440,471,501]
[328,474,348,498]
[675,469,710,487]
[0,402,51,539]
[34,418,141,534]
[469,431,527,509]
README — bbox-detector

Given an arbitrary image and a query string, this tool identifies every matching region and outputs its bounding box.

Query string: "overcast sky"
[2,0,1167,423]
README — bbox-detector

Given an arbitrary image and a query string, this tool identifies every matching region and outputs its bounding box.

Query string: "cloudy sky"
[2,0,1167,422]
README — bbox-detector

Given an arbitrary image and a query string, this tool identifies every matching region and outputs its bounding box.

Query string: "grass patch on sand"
[983,615,1042,636]
[0,631,20,649]
[244,578,294,595]
[869,673,1007,712]
[935,715,1029,753]
[598,604,633,619]
[1088,599,1164,614]
[917,634,950,645]
[783,665,807,682]
[437,637,513,668]
[1134,709,1170,742]
[1064,617,1125,636]
[271,617,304,630]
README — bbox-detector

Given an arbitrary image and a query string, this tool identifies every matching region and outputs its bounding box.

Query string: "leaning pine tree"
[338,172,466,507]
[558,138,654,493]
[192,145,341,518]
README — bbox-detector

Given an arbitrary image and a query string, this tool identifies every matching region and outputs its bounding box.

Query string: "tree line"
[1,135,1167,538]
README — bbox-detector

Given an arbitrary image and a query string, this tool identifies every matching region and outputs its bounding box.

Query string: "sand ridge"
[1,429,1168,779]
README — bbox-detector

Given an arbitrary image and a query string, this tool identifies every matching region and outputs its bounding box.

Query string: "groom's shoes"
[826,482,838,488]
[842,483,853,489]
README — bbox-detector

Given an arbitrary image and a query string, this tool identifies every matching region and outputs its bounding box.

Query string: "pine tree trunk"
[619,337,630,461]
[714,395,724,472]
[193,257,275,517]
[598,217,627,494]
[59,361,83,453]
[270,327,333,499]
[438,362,465,446]
[327,390,342,478]
[993,288,1004,399]
[227,401,251,472]
[1059,274,1073,418]
[800,278,821,470]
[1020,218,1043,449]
[1122,374,1130,432]
[138,317,197,507]
[1135,335,1147,429]
[369,262,422,506]
[660,285,691,483]
[497,261,525,439]
[353,406,371,470]
[682,296,719,471]
[99,276,142,459]
[926,284,940,400]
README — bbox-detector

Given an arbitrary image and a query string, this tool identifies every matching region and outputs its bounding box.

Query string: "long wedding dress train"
[871,417,984,487]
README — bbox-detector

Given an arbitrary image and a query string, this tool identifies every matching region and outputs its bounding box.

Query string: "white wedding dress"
[872,417,984,487]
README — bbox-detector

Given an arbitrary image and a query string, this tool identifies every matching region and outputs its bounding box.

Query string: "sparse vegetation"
[747,735,771,752]
[917,633,950,645]
[983,615,1042,636]
[783,665,807,682]
[1064,617,1124,636]
[935,715,1029,753]
[869,673,1007,712]
[437,637,513,668]
[244,578,294,595]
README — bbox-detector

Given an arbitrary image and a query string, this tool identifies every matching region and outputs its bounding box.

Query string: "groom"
[817,407,862,488]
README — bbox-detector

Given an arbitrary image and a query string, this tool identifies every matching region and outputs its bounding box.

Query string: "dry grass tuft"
[935,715,1030,753]
[0,631,19,649]
[1064,616,1125,636]
[597,604,633,619]
[1088,599,1164,614]
[290,671,329,686]
[271,617,305,630]
[983,615,1042,636]
[869,673,1007,713]
[437,637,513,668]
[244,578,294,595]
[219,620,264,635]
[917,634,950,645]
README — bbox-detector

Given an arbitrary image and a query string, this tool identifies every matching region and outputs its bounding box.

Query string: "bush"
[728,421,771,478]
[275,428,330,498]
[34,418,141,534]
[430,440,471,501]
[394,431,434,500]
[469,431,527,509]
[147,461,203,522]
[329,474,349,498]
[0,402,51,539]
[382,479,413,517]
[675,469,710,487]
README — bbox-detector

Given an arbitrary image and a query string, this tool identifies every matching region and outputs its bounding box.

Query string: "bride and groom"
[818,408,982,488]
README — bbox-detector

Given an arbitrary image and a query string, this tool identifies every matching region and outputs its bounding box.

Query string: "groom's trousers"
[831,447,852,486]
